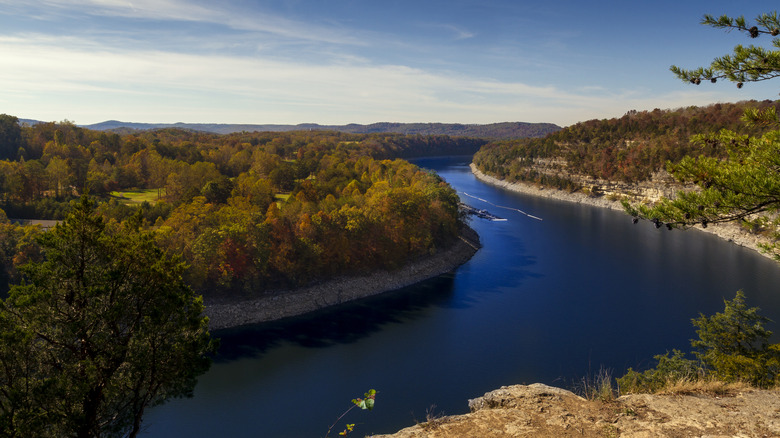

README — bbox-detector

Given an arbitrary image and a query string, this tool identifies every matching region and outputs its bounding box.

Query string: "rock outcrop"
[373,383,780,437]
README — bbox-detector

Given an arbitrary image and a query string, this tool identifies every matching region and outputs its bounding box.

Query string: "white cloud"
[1,28,773,126]
[1,34,583,123]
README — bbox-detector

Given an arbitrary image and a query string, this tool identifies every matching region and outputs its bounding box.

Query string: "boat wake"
[460,192,543,221]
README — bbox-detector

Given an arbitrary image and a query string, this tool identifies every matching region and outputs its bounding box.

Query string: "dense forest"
[473,100,780,189]
[0,116,487,295]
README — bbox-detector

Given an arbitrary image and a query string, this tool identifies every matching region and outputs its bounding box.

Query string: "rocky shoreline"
[470,164,773,261]
[204,226,480,330]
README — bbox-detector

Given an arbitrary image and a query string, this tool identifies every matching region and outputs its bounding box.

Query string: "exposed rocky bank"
[372,383,780,438]
[204,226,480,330]
[471,164,773,261]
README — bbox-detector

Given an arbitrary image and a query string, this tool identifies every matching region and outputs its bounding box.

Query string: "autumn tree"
[0,197,216,437]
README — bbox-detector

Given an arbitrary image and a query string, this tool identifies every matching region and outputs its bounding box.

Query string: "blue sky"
[1,1,778,126]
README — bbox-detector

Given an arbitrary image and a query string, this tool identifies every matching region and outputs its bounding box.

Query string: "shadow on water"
[212,272,460,362]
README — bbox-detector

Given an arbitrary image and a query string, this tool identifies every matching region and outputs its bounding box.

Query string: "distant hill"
[78,120,560,139]
[19,118,44,126]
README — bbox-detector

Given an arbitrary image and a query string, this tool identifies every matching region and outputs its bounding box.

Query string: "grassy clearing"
[110,189,160,205]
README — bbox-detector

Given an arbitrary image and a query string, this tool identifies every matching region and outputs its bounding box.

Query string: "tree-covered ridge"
[71,119,561,139]
[473,100,780,187]
[0,118,473,295]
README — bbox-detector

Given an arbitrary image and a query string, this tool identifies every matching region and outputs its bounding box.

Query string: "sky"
[1,1,779,127]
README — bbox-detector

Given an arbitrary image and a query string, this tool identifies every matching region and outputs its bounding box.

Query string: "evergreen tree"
[624,10,780,261]
[691,291,780,387]
[618,292,780,392]
[0,197,216,438]
[670,12,780,87]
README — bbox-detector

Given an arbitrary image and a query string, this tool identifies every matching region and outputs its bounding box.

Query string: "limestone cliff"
[471,164,774,262]
[373,383,780,437]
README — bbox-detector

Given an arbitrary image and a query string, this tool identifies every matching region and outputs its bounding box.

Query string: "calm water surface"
[143,156,780,437]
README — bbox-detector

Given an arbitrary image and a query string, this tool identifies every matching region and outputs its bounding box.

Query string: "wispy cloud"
[3,0,365,46]
[427,23,476,40]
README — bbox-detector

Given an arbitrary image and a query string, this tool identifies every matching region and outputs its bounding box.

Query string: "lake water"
[142,156,780,437]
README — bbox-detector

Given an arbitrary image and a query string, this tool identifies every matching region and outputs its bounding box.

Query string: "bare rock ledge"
[373,383,780,437]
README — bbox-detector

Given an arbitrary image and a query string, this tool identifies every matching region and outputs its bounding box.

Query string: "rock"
[372,384,780,437]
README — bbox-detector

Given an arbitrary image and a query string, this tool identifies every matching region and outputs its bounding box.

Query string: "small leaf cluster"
[326,389,377,438]
[351,389,377,411]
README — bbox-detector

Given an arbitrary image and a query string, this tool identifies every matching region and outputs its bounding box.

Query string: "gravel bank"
[205,226,480,330]
[471,164,773,261]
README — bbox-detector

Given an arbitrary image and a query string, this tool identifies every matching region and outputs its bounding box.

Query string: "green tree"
[670,12,780,87]
[0,196,216,437]
[46,156,71,198]
[691,291,780,386]
[0,115,23,161]
[618,292,780,392]
[624,11,780,260]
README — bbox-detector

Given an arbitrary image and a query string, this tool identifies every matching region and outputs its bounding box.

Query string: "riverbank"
[204,225,481,330]
[470,164,774,261]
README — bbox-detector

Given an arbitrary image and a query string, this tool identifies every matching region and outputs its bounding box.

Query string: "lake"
[143,155,780,437]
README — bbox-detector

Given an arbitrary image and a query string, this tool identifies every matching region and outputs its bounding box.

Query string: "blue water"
[142,156,780,437]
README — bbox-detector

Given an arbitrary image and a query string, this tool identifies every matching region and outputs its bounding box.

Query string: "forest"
[0,116,486,296]
[473,100,780,189]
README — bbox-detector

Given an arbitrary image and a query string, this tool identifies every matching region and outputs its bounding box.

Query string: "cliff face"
[373,383,780,437]
[525,157,681,204]
[471,164,774,261]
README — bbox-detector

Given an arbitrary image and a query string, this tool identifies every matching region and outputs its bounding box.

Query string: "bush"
[618,350,701,394]
[619,291,780,393]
